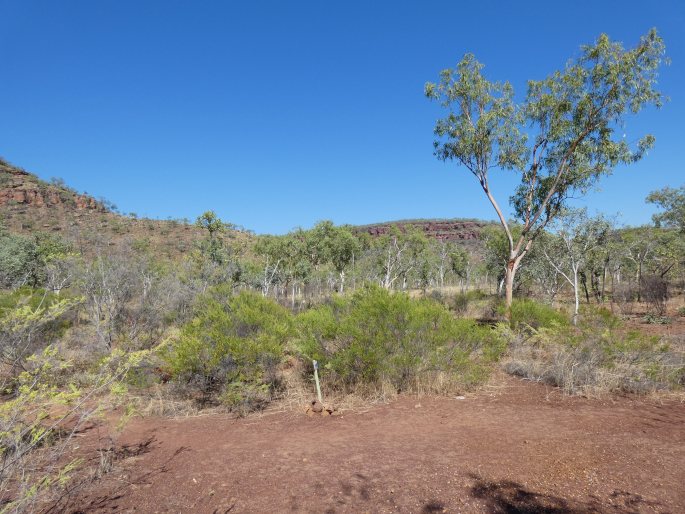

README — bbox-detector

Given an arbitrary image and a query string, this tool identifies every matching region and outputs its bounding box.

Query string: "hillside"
[0,158,213,259]
[1,158,496,258]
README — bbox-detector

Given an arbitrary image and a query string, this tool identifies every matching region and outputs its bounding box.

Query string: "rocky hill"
[356,218,497,250]
[0,158,209,258]
[0,160,104,211]
[1,158,496,257]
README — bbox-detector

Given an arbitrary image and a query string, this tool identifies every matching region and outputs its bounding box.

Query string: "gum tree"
[425,29,666,311]
[647,185,685,233]
[541,209,611,323]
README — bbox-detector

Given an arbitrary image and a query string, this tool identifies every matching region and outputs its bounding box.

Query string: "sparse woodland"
[0,30,683,512]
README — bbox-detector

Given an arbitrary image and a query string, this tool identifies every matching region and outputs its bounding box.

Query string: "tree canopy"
[425,29,667,309]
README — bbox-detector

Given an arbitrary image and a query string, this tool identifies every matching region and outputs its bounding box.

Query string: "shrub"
[449,290,488,316]
[292,285,500,395]
[611,282,637,315]
[503,308,684,395]
[641,274,669,316]
[163,289,292,412]
[0,289,79,379]
[504,298,569,329]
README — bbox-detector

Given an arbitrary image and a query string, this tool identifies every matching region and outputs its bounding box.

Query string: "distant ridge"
[1,158,495,257]
[355,218,497,244]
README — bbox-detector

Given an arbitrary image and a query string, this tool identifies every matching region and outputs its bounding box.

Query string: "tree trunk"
[573,268,580,325]
[504,259,517,313]
[580,271,590,304]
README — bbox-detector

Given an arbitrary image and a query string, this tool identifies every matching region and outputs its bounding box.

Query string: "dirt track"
[59,377,684,513]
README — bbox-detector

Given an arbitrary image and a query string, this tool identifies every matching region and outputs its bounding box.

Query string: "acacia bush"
[502,298,569,329]
[0,288,79,380]
[293,285,502,395]
[449,290,488,316]
[163,288,292,412]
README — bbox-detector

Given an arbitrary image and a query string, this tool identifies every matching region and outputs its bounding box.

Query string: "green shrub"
[452,293,469,315]
[292,285,500,395]
[505,298,569,329]
[643,313,671,325]
[163,289,292,412]
[504,307,683,395]
[449,290,488,316]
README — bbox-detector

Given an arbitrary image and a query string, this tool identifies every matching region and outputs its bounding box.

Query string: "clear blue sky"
[1,0,683,234]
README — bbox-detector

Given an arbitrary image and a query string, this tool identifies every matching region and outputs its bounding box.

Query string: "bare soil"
[50,376,684,513]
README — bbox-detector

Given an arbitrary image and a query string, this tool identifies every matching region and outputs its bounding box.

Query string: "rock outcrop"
[357,219,495,242]
[0,160,103,211]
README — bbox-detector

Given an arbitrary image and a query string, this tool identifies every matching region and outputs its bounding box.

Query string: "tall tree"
[646,185,685,233]
[541,209,611,323]
[425,29,666,312]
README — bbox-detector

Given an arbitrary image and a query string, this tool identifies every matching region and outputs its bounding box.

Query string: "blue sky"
[1,0,683,234]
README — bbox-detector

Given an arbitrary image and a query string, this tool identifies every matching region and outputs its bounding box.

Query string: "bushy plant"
[0,289,80,378]
[504,298,569,329]
[163,288,292,411]
[449,290,488,316]
[503,306,683,395]
[292,285,500,395]
[641,274,669,316]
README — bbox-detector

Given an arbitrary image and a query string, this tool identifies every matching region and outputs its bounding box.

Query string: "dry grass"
[503,331,685,398]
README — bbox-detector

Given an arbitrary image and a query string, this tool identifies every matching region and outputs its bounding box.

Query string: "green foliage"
[646,185,685,233]
[195,211,233,265]
[505,305,683,394]
[292,285,500,394]
[643,313,671,325]
[0,337,152,512]
[0,289,81,376]
[163,289,292,411]
[196,210,229,236]
[426,30,667,307]
[504,298,569,329]
[0,232,71,289]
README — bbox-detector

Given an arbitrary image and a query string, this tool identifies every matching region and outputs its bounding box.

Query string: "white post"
[313,360,323,404]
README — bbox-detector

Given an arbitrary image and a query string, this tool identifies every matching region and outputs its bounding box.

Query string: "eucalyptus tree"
[541,209,611,323]
[376,227,428,290]
[449,245,471,292]
[647,185,685,233]
[621,227,660,302]
[425,30,666,312]
[195,210,229,265]
[254,235,286,297]
[195,210,225,237]
[524,232,564,303]
[327,225,360,293]
[435,240,451,288]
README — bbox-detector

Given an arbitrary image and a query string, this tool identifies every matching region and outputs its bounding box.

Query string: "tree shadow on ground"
[465,473,662,514]
[45,437,189,513]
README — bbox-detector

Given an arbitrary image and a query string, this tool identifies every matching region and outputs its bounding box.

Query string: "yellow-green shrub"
[163,289,292,411]
[292,285,501,394]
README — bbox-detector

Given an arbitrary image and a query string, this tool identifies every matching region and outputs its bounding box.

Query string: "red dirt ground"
[51,376,684,514]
